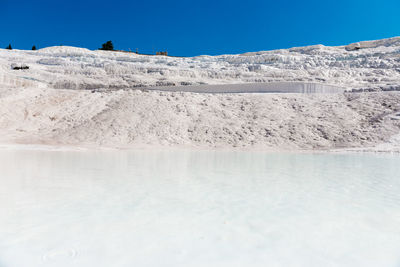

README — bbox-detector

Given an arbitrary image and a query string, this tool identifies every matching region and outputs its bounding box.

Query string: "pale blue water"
[0,149,399,267]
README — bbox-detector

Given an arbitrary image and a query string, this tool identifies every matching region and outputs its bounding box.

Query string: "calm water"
[0,149,400,267]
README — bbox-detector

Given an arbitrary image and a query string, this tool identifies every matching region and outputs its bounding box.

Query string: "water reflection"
[0,150,400,267]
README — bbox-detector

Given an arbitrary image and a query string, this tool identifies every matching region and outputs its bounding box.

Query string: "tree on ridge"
[99,41,114,51]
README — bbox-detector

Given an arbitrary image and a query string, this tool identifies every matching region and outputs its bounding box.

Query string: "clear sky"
[1,0,399,56]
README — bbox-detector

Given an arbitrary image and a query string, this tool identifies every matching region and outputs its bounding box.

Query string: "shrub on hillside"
[99,41,114,51]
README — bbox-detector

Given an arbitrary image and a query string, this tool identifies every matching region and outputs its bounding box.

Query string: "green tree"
[6,44,12,50]
[99,41,114,51]
[32,45,37,50]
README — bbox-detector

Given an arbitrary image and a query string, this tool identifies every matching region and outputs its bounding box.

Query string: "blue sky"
[1,0,399,56]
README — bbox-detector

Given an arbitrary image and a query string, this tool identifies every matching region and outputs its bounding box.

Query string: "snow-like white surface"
[1,150,400,267]
[1,36,400,91]
[1,86,400,150]
[1,37,400,150]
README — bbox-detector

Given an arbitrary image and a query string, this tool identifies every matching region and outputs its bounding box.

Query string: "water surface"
[0,149,399,267]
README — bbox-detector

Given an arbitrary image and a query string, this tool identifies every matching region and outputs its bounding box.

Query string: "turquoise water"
[0,149,399,267]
